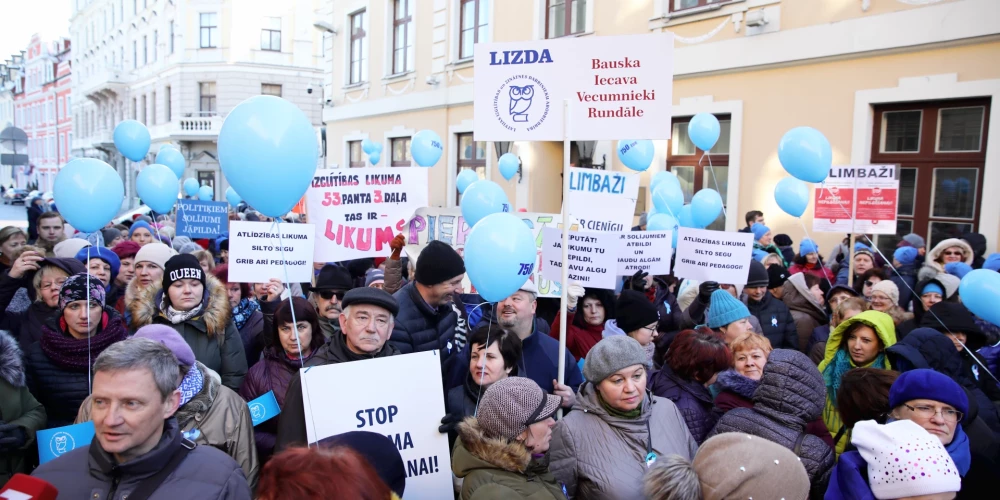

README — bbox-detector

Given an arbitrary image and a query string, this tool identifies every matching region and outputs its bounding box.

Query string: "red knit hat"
[111,240,141,260]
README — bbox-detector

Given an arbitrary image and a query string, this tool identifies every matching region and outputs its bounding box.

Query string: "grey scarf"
[161,296,204,324]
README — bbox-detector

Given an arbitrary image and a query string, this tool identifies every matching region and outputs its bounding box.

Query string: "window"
[261,84,282,97]
[670,0,735,12]
[261,17,281,51]
[199,82,216,115]
[459,0,488,60]
[132,97,137,120]
[150,91,156,124]
[200,13,218,48]
[348,141,365,168]
[666,115,732,230]
[165,86,171,121]
[140,95,146,123]
[170,21,175,54]
[349,10,367,84]
[391,0,414,74]
[153,30,158,61]
[133,41,137,68]
[142,35,148,65]
[456,133,486,203]
[871,98,991,254]
[390,137,412,167]
[546,0,586,38]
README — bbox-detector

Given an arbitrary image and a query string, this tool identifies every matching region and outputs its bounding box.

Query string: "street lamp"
[494,141,523,183]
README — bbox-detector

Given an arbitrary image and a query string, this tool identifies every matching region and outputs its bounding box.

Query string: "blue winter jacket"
[824,450,876,500]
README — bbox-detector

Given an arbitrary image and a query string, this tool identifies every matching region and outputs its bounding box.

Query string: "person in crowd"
[807,285,863,360]
[710,348,834,497]
[783,272,828,353]
[390,241,464,361]
[213,265,265,367]
[25,196,46,242]
[24,273,128,428]
[809,296,867,366]
[818,310,897,452]
[440,324,521,448]
[856,267,887,299]
[33,338,252,498]
[650,329,731,444]
[300,264,353,341]
[706,288,756,344]
[751,223,786,265]
[121,242,175,321]
[869,280,912,326]
[129,254,247,390]
[276,287,401,450]
[452,377,564,500]
[623,270,684,336]
[365,268,385,289]
[834,368,898,434]
[760,252,785,269]
[769,264,791,300]
[53,238,90,259]
[192,249,216,274]
[109,241,140,311]
[32,212,66,257]
[744,259,798,349]
[382,234,408,294]
[919,238,974,282]
[217,238,230,264]
[789,238,835,282]
[550,283,614,361]
[897,233,927,257]
[549,336,698,499]
[602,289,660,366]
[896,274,960,339]
[714,332,772,412]
[740,210,765,233]
[836,244,877,287]
[0,248,85,350]
[101,228,123,248]
[890,246,919,309]
[0,226,27,275]
[315,431,406,499]
[128,220,156,247]
[774,234,796,266]
[0,329,46,484]
[945,261,973,280]
[240,297,325,462]
[919,301,1000,402]
[258,446,396,500]
[826,419,961,500]
[75,246,120,291]
[961,232,987,270]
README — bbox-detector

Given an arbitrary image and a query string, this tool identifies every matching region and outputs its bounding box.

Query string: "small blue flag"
[37,421,95,464]
[248,390,281,426]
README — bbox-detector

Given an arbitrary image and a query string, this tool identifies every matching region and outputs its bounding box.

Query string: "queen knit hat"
[746,259,769,288]
[162,254,206,293]
[583,336,651,383]
[889,369,968,416]
[706,289,750,329]
[871,280,900,305]
[893,246,918,266]
[751,223,770,241]
[134,243,177,270]
[133,324,196,367]
[614,290,659,334]
[414,240,466,286]
[944,262,972,279]
[799,238,819,256]
[693,433,809,500]
[767,264,789,289]
[59,272,106,310]
[852,419,960,500]
[476,377,561,442]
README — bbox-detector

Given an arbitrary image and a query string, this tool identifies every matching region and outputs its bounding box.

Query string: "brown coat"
[781,274,828,353]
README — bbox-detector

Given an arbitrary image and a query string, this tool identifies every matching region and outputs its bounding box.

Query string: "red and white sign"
[812,165,898,234]
[813,171,855,233]
[854,166,899,235]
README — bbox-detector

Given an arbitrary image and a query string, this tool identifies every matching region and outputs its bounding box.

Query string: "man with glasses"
[274,287,400,450]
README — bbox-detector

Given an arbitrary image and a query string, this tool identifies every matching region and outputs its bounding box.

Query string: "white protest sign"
[853,165,898,235]
[473,33,673,141]
[541,227,618,289]
[618,231,673,275]
[673,227,754,285]
[306,168,429,262]
[301,351,451,500]
[566,167,640,232]
[227,221,315,283]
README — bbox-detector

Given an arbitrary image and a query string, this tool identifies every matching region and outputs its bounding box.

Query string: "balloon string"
[796,218,835,290]
[87,244,92,395]
[700,151,727,218]
[467,300,492,417]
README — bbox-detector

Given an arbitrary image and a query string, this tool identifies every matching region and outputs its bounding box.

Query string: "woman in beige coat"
[548,336,698,500]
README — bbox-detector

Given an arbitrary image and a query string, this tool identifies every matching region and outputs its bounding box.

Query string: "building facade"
[70,0,326,208]
[320,0,1000,255]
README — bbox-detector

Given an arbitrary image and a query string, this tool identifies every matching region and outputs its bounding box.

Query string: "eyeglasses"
[943,251,964,257]
[318,290,345,301]
[904,403,963,423]
[864,280,875,287]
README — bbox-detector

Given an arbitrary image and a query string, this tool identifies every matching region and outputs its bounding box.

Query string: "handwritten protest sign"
[854,165,898,235]
[306,168,428,262]
[673,227,754,285]
[38,422,95,464]
[301,351,451,500]
[566,167,640,232]
[176,200,229,239]
[407,207,574,298]
[541,227,618,289]
[617,231,672,275]
[228,221,315,283]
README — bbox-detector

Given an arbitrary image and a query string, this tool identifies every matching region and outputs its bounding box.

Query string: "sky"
[0,0,72,63]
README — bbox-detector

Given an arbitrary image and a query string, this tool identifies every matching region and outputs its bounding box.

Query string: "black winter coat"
[650,365,717,444]
[390,282,459,360]
[0,271,58,352]
[743,291,798,350]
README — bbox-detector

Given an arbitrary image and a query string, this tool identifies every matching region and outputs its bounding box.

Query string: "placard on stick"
[617,231,672,275]
[176,199,229,239]
[566,167,640,232]
[673,227,753,285]
[228,221,315,283]
[540,227,618,289]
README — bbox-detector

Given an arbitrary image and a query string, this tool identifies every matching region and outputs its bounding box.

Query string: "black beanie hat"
[614,290,659,334]
[921,301,985,349]
[746,259,769,288]
[767,264,789,289]
[162,254,206,293]
[415,240,466,286]
[773,234,793,247]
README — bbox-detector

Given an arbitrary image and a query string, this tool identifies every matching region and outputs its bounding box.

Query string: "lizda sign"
[473,33,673,141]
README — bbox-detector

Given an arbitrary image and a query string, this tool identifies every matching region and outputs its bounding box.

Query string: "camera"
[307,84,314,94]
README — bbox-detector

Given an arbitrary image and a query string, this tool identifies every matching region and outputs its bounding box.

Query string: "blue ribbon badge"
[37,421,95,464]
[248,390,281,426]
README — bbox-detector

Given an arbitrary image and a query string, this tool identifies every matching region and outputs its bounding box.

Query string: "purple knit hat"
[133,324,196,367]
[58,273,106,311]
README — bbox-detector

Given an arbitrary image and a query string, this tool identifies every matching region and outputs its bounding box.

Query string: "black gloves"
[0,422,27,451]
[698,281,720,303]
[629,271,650,292]
[439,412,462,434]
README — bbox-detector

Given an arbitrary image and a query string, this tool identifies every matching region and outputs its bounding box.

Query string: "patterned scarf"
[40,313,128,370]
[175,362,219,429]
[232,298,260,331]
[177,363,205,406]
[160,294,204,325]
[822,348,888,402]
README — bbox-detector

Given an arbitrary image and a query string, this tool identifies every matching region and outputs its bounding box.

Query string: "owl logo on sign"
[509,85,535,122]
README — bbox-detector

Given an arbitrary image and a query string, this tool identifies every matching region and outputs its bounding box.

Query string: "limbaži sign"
[812,165,898,235]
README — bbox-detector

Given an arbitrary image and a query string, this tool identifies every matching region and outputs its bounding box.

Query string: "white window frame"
[532,0,594,41]
[343,7,370,87]
[383,0,416,78]
[200,12,219,49]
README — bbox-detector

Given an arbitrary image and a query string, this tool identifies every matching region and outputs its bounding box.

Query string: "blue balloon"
[617,140,654,172]
[778,126,832,183]
[361,138,375,154]
[198,185,214,201]
[650,171,681,194]
[647,213,679,247]
[498,153,520,181]
[652,181,684,218]
[183,178,200,197]
[678,204,697,228]
[225,186,242,206]
[53,158,125,233]
[218,95,318,218]
[373,142,384,153]
[774,177,811,218]
[369,152,381,166]
[155,147,186,179]
[411,129,444,167]
[691,188,723,227]
[464,213,537,302]
[457,170,479,194]
[113,120,151,162]
[959,269,1000,328]
[461,180,510,227]
[136,164,180,214]
[688,113,720,152]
